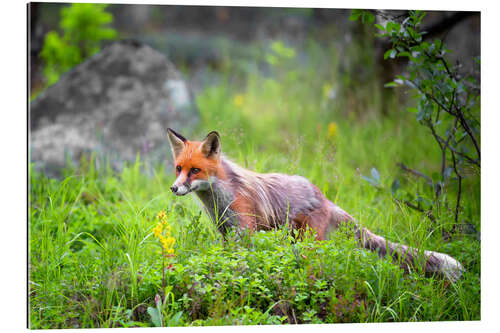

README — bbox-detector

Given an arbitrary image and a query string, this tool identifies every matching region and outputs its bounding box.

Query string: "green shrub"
[352,10,480,227]
[40,3,117,86]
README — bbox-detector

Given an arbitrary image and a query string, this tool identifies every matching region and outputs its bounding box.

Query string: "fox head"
[167,128,222,196]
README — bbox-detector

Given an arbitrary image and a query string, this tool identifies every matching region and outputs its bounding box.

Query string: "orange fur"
[230,194,257,231]
[174,141,224,181]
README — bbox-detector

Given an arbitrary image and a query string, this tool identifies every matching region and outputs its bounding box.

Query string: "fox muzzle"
[171,174,191,196]
[171,183,190,196]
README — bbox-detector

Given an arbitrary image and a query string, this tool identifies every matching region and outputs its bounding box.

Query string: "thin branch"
[410,81,480,167]
[426,120,480,167]
[439,113,459,175]
[434,104,442,123]
[450,151,462,224]
[447,144,479,167]
[437,55,455,80]
[452,103,481,161]
[397,163,433,186]
[408,69,481,163]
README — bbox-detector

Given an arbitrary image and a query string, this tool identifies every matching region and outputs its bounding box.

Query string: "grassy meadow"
[29,40,480,328]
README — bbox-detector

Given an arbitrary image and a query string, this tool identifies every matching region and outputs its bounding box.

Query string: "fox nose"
[170,185,178,193]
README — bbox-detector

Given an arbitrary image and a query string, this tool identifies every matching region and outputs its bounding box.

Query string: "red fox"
[167,128,463,282]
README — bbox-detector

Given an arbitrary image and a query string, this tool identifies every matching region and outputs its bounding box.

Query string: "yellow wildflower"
[160,235,174,246]
[327,122,338,139]
[159,235,175,256]
[157,210,167,224]
[165,236,175,247]
[153,223,163,238]
[153,210,175,256]
[233,94,244,108]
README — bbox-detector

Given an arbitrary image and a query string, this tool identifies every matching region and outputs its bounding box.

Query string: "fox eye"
[191,168,201,174]
[176,165,181,172]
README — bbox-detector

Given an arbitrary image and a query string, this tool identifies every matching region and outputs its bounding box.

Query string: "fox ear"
[167,128,186,158]
[200,131,221,158]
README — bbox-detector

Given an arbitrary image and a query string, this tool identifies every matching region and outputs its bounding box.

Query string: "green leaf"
[371,167,381,182]
[362,11,375,24]
[349,9,363,21]
[167,311,184,326]
[434,39,442,51]
[361,175,380,188]
[384,49,397,60]
[375,23,385,31]
[384,82,400,88]
[147,306,162,327]
[386,21,394,33]
[393,22,401,33]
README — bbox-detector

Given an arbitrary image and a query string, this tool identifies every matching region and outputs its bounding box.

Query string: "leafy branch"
[353,10,480,228]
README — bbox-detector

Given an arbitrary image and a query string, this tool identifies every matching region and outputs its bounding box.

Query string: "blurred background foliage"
[39,3,117,87]
[30,4,479,113]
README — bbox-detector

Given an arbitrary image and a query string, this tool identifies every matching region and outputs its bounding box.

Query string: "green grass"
[29,40,480,328]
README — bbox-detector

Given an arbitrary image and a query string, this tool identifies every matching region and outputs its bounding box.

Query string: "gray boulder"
[30,40,198,176]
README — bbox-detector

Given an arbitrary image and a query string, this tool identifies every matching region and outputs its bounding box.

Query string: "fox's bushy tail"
[355,226,463,282]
